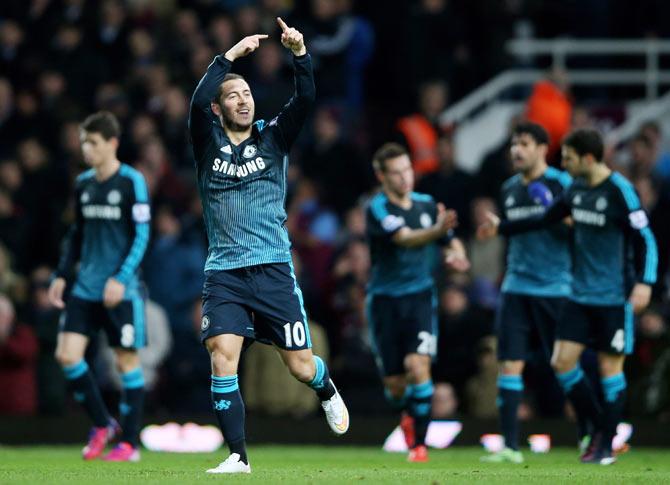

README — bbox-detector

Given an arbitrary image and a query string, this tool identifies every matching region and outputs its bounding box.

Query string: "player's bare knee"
[405,355,430,383]
[287,354,315,382]
[115,349,140,373]
[551,354,575,374]
[55,348,79,368]
[598,354,624,377]
[500,360,524,375]
[384,377,406,398]
[209,349,238,376]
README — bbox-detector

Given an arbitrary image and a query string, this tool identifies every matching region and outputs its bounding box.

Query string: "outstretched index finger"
[277,17,289,32]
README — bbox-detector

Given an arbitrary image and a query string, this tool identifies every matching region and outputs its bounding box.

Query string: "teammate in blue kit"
[480,122,572,464]
[479,128,658,465]
[365,143,470,463]
[48,111,151,462]
[189,18,348,474]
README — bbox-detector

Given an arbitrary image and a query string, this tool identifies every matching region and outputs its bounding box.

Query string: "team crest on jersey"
[220,145,232,154]
[201,315,210,331]
[505,195,515,207]
[80,191,90,204]
[107,190,122,205]
[420,213,432,228]
[382,214,405,232]
[573,194,582,205]
[242,145,257,158]
[595,197,608,211]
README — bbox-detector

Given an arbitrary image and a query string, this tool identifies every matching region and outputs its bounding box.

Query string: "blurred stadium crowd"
[1,0,669,424]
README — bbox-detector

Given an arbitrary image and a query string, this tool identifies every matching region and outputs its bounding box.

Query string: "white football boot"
[321,380,350,435]
[206,453,251,474]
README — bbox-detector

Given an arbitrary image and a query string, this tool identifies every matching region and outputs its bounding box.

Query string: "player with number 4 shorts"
[479,128,658,465]
[365,143,470,463]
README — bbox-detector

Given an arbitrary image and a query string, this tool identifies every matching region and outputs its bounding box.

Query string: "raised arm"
[478,195,572,240]
[391,204,458,248]
[272,17,316,150]
[189,34,268,156]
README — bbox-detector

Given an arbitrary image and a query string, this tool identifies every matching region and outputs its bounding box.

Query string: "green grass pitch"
[1,445,668,484]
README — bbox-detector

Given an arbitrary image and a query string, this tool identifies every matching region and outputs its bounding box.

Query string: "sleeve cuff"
[114,272,131,285]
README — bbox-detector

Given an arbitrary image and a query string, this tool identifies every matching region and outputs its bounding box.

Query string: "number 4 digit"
[610,329,624,352]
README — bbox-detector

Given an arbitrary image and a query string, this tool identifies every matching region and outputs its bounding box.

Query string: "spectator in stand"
[299,106,373,216]
[627,308,670,419]
[248,41,294,121]
[94,0,131,80]
[639,120,670,182]
[0,20,27,85]
[467,197,504,287]
[0,294,38,415]
[525,69,572,160]
[417,132,474,236]
[0,244,26,304]
[287,177,340,318]
[628,132,661,183]
[433,283,493,404]
[145,202,206,338]
[28,266,66,415]
[395,80,449,178]
[305,0,374,109]
[405,0,473,99]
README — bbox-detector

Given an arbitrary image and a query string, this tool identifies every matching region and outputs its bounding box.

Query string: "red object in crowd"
[396,114,440,177]
[0,323,39,415]
[525,79,573,157]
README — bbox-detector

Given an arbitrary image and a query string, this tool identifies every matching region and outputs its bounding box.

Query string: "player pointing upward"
[189,18,348,474]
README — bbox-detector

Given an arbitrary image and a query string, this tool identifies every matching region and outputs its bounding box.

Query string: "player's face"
[561,145,587,177]
[379,154,414,197]
[80,131,117,167]
[510,133,545,173]
[219,78,255,131]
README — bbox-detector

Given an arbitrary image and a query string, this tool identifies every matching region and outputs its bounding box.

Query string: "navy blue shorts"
[366,289,437,377]
[558,300,634,355]
[60,296,147,349]
[200,263,312,350]
[495,293,565,361]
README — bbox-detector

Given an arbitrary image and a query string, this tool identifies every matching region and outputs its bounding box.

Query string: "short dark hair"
[512,121,549,146]
[214,73,247,103]
[80,111,121,140]
[632,132,654,149]
[563,128,604,161]
[372,142,408,172]
[640,120,661,137]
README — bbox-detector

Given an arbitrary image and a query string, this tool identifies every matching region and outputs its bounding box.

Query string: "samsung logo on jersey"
[82,205,122,220]
[572,208,606,226]
[212,157,266,178]
[506,205,545,221]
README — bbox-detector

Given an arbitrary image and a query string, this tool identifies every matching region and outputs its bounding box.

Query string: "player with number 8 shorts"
[364,143,470,463]
[48,111,151,462]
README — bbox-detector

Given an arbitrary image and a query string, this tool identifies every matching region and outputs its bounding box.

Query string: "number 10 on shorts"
[284,321,306,348]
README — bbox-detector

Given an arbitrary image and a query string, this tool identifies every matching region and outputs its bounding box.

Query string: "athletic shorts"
[558,300,634,355]
[200,263,312,350]
[60,296,147,349]
[366,289,437,377]
[496,292,565,361]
